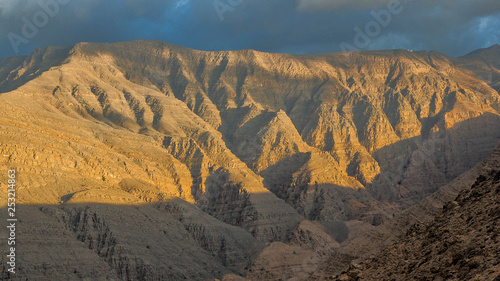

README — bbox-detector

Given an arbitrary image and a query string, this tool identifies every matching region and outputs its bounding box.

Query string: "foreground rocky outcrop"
[310,145,500,280]
[332,168,500,280]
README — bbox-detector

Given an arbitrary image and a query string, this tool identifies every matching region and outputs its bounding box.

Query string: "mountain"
[330,150,500,280]
[0,41,499,279]
[461,44,500,68]
[455,44,500,93]
[310,145,500,280]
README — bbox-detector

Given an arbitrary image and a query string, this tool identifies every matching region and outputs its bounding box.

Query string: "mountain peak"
[463,44,500,57]
[460,44,500,69]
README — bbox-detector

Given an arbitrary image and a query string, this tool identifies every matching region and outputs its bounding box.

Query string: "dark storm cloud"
[296,0,395,12]
[0,0,499,59]
[0,0,182,57]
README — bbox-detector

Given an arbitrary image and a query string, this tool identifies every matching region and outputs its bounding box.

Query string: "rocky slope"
[332,168,500,280]
[0,41,499,279]
[310,145,500,280]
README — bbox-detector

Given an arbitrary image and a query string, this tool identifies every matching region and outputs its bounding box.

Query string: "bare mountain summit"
[0,41,499,280]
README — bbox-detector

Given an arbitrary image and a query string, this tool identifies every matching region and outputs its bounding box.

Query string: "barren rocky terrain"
[0,41,499,280]
[331,161,500,280]
[311,144,500,280]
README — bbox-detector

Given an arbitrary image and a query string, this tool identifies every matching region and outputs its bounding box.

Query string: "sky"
[0,0,499,59]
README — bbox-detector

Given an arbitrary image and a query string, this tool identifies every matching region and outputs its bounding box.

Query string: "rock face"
[310,145,500,280]
[332,169,500,280]
[0,41,499,279]
[247,220,339,281]
[0,203,248,280]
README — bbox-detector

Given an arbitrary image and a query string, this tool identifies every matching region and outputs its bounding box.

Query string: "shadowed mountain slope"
[331,153,500,280]
[310,145,500,280]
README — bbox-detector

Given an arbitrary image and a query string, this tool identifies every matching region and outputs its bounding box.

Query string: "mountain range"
[0,41,499,280]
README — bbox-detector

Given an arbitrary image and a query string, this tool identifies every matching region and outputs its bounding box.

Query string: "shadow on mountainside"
[0,200,264,281]
[370,112,500,206]
[0,47,71,94]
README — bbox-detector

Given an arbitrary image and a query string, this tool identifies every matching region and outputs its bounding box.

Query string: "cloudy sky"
[0,0,499,59]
